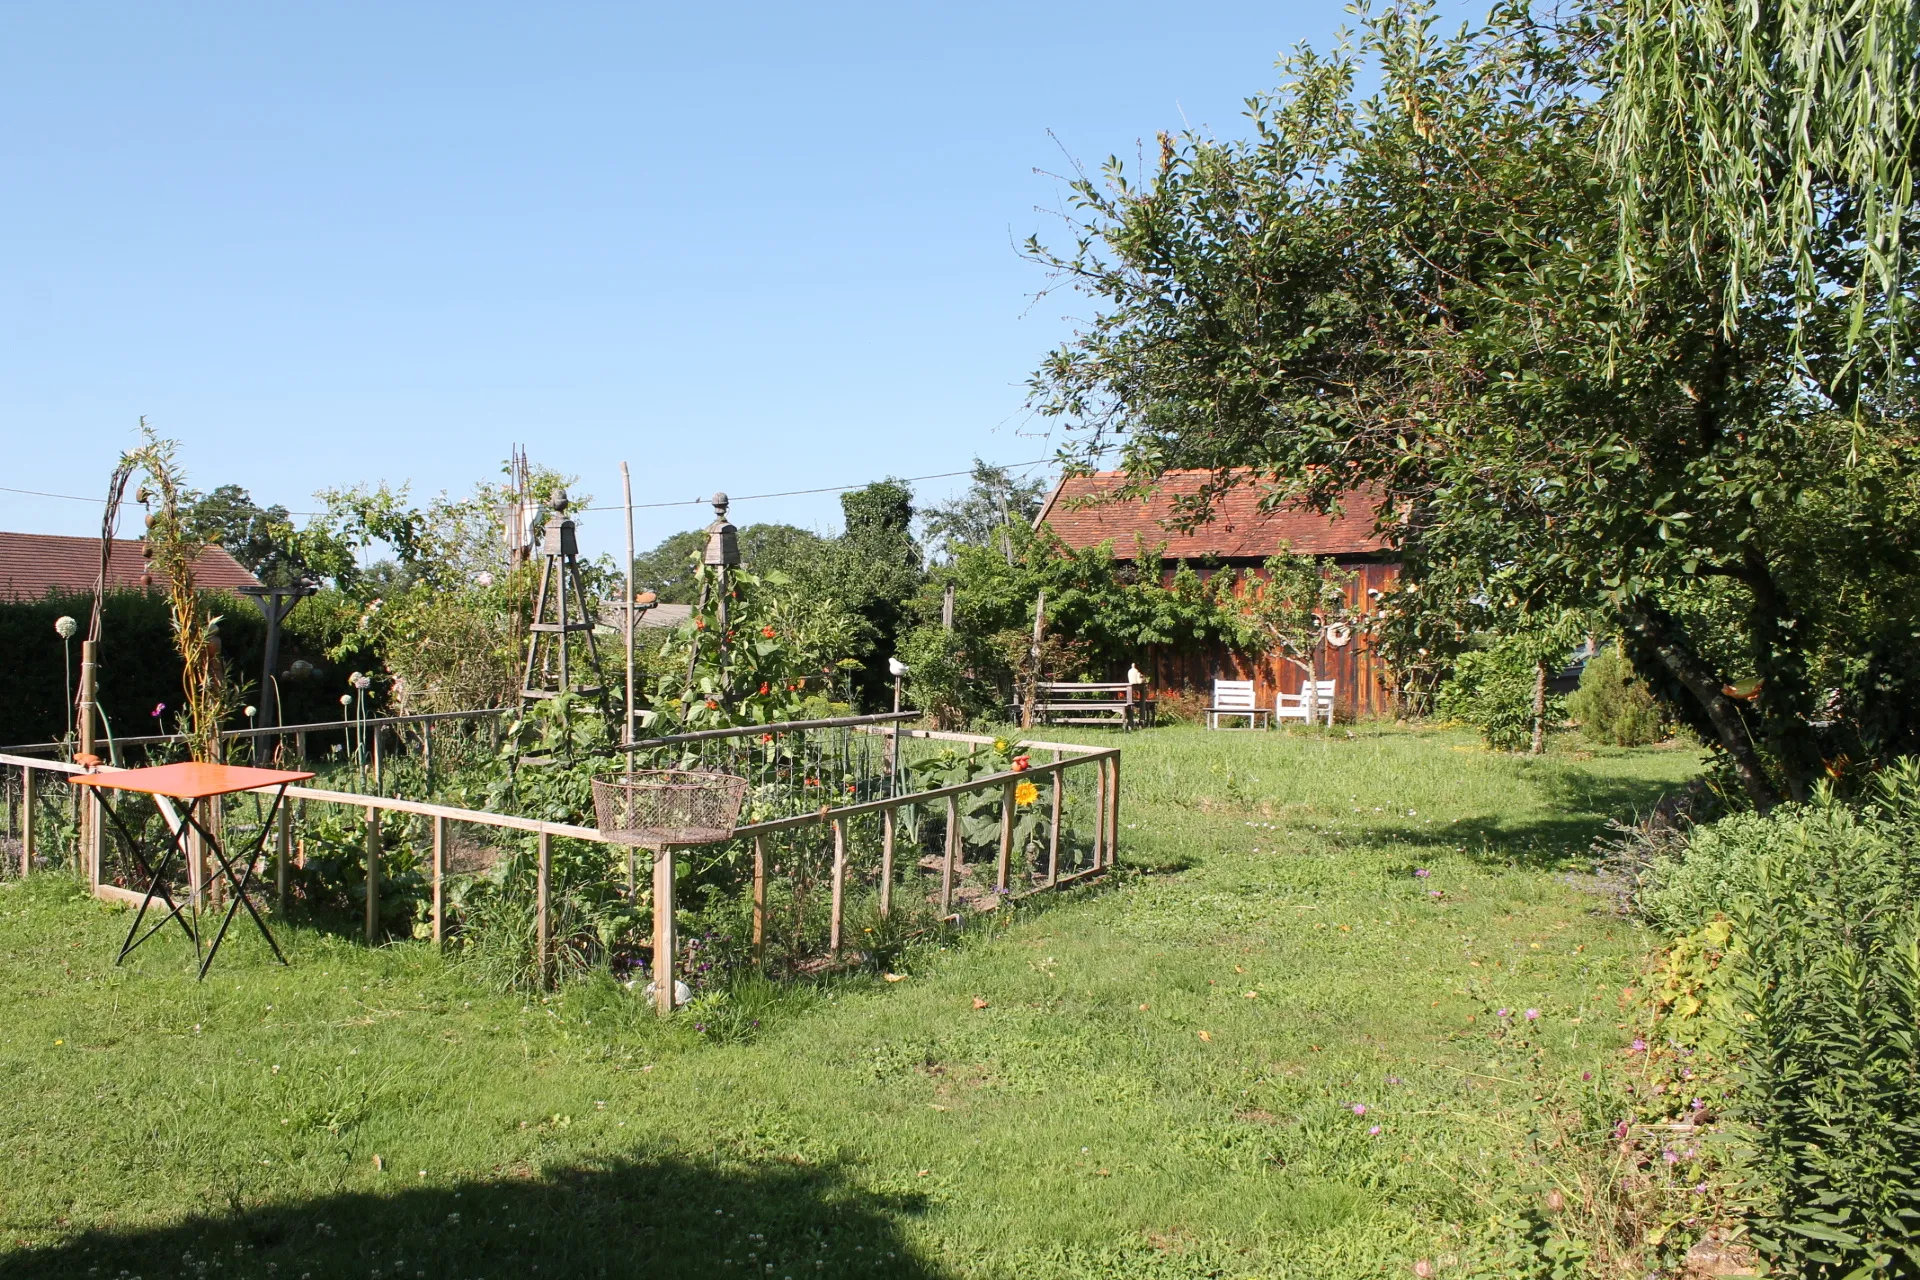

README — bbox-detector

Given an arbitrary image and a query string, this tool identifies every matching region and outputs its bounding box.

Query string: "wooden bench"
[1025,682,1156,730]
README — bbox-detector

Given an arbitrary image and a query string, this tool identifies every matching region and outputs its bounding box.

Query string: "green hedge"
[0,590,352,748]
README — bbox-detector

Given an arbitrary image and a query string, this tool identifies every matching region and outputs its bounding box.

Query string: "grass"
[0,723,1703,1278]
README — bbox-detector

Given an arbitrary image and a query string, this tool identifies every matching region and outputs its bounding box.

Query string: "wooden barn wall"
[1139,560,1402,721]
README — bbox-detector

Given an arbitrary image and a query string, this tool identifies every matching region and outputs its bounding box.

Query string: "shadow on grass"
[1,1152,945,1280]
[1375,770,1690,871]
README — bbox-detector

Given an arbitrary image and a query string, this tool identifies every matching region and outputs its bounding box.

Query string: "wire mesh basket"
[591,770,750,848]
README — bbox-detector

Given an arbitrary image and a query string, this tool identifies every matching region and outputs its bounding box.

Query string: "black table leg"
[98,796,200,963]
[191,787,290,978]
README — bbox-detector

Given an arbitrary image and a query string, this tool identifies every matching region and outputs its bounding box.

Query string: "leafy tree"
[1025,1,1920,808]
[921,459,1049,563]
[1229,549,1357,721]
[631,524,828,604]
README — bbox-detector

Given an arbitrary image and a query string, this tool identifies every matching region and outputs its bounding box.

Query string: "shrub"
[1569,644,1666,747]
[1435,643,1560,751]
[1640,761,1920,1273]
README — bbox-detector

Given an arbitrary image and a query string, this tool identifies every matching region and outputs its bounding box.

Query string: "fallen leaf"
[1138,1003,1149,1011]
[1197,1030,1212,1042]
[917,1170,930,1177]
[972,997,988,1010]
[372,1155,384,1172]
[1234,965,1246,974]
[1243,991,1258,999]
[884,973,906,983]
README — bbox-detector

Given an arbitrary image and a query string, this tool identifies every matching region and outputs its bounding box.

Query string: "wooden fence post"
[431,815,446,948]
[651,845,675,1015]
[829,818,847,958]
[1106,753,1121,866]
[1092,760,1107,870]
[276,798,291,911]
[1048,755,1063,886]
[363,806,380,944]
[535,831,551,988]
[422,722,434,781]
[752,834,767,969]
[19,766,33,875]
[295,730,307,763]
[941,794,958,913]
[996,781,1015,895]
[879,807,895,918]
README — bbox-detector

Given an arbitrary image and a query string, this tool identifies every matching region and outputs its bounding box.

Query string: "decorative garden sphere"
[289,659,313,679]
[54,616,77,639]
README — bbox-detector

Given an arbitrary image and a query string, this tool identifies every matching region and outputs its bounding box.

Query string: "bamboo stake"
[752,833,767,969]
[941,794,957,912]
[431,815,446,948]
[535,831,551,988]
[1047,750,1062,886]
[996,780,1015,895]
[829,818,847,957]
[879,808,895,918]
[364,806,380,944]
[652,845,675,1015]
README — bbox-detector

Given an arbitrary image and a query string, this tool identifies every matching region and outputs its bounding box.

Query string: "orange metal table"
[73,763,313,979]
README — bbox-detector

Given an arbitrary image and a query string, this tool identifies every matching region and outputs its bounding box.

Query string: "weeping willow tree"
[1606,0,1920,365]
[121,426,237,763]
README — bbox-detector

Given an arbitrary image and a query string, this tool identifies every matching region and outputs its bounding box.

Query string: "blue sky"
[1,2,1380,561]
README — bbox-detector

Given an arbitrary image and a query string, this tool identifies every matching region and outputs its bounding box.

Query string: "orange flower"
[1014,780,1039,807]
[758,733,773,743]
[762,626,776,639]
[705,699,718,710]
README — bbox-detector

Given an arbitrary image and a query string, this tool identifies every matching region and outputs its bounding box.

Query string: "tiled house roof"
[1035,469,1394,561]
[0,531,262,601]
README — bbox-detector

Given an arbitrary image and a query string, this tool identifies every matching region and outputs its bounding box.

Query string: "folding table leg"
[190,790,290,978]
[97,797,199,963]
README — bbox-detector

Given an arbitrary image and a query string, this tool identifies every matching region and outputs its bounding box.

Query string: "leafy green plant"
[1436,643,1564,752]
[1569,645,1666,747]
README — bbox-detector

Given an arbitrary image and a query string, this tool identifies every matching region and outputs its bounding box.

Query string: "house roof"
[0,531,262,602]
[1036,469,1395,561]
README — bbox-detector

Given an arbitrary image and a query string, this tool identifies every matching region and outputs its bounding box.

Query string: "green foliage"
[920,458,1048,562]
[1640,762,1920,1273]
[1023,0,1920,809]
[1435,642,1561,753]
[632,524,826,605]
[1568,644,1665,748]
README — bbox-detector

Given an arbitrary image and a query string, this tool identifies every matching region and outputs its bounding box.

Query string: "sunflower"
[1014,780,1039,807]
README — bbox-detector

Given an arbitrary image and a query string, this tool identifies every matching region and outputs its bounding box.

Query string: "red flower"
[705,699,718,710]
[805,777,820,787]
[695,617,707,630]
[758,733,773,743]
[846,784,856,795]
[758,682,770,695]
[1011,755,1031,772]
[761,626,776,639]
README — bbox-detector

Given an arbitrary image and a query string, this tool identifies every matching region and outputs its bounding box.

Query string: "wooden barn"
[1035,469,1403,720]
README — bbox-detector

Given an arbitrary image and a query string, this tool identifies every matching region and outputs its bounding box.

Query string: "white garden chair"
[1276,680,1336,726]
[1207,679,1270,729]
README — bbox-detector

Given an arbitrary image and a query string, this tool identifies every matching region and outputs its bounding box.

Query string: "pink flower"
[1367,1125,1381,1136]
[151,702,166,717]
[1525,1008,1540,1021]
[1613,1120,1630,1140]
[1631,1038,1647,1053]
[1351,1103,1367,1116]
[1413,868,1431,878]
[1496,1008,1510,1018]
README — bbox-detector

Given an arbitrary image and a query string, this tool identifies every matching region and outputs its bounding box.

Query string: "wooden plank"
[1107,754,1122,864]
[535,831,551,988]
[92,883,153,907]
[20,765,33,874]
[731,753,1104,838]
[829,818,847,957]
[1092,762,1107,869]
[879,808,894,918]
[276,798,291,911]
[1047,750,1062,886]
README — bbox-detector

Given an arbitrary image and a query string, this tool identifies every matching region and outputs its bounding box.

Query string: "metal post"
[652,845,675,1014]
[431,815,446,948]
[363,806,380,944]
[77,638,98,885]
[535,831,551,987]
[621,461,636,752]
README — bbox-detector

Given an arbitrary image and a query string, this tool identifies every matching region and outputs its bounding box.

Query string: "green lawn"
[0,725,1701,1279]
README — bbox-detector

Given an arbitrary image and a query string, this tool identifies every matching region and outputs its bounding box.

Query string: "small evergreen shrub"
[1435,644,1560,751]
[1568,644,1666,747]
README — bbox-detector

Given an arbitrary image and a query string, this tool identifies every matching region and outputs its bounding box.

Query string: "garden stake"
[1047,752,1062,886]
[1108,753,1121,864]
[19,766,33,874]
[941,794,957,912]
[430,815,445,948]
[652,845,675,1015]
[829,818,847,957]
[879,807,894,918]
[535,832,551,988]
[364,806,380,944]
[752,834,767,967]
[997,781,1015,895]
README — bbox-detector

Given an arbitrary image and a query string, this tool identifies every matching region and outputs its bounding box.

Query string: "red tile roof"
[1037,469,1394,560]
[0,531,262,601]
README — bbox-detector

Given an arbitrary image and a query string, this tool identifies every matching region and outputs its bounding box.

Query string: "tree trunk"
[1626,603,1779,810]
[1741,544,1819,802]
[1529,660,1547,756]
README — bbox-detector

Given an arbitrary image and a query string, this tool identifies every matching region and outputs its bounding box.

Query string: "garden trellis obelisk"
[519,491,611,718]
